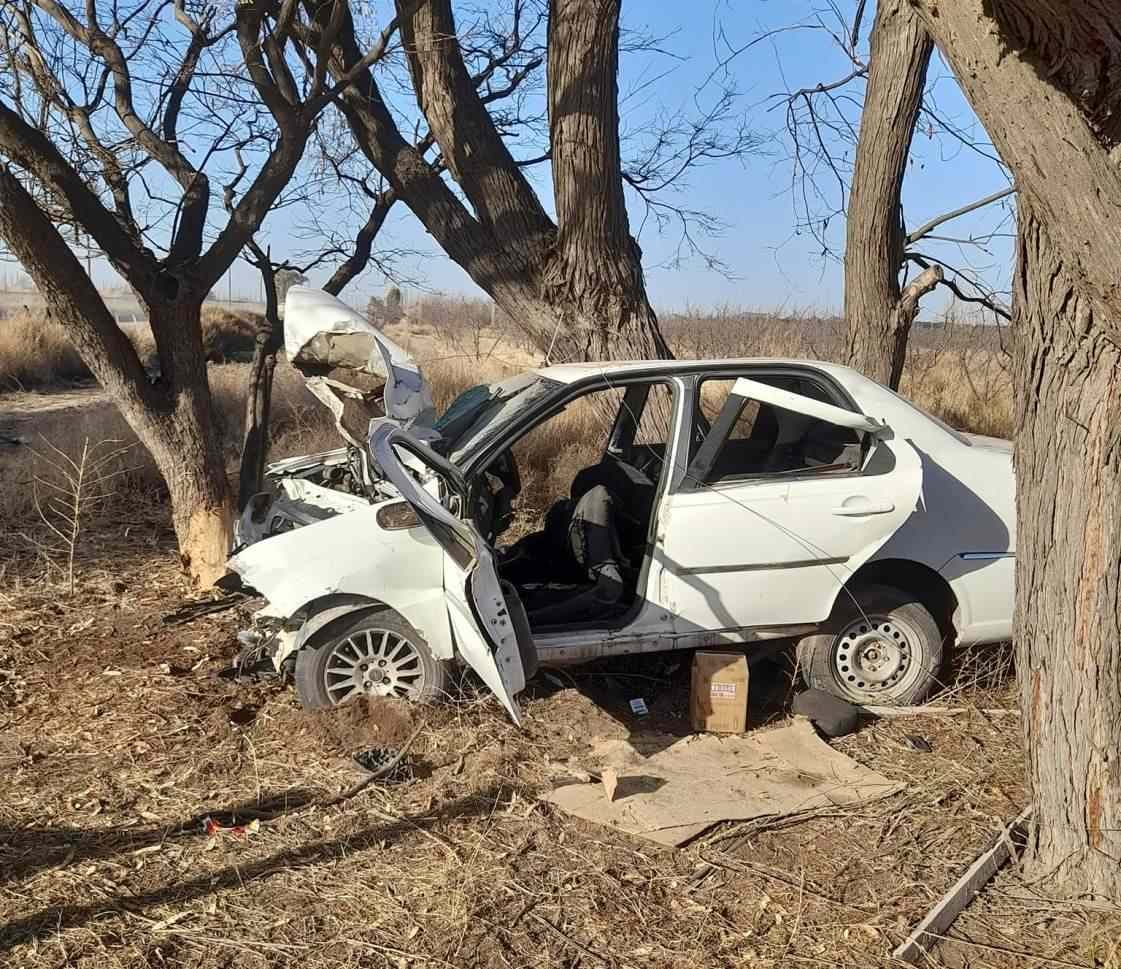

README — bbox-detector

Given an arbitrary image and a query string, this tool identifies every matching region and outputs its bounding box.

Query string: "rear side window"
[688,377,862,485]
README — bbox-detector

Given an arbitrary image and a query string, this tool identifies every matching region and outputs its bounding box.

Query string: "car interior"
[472,372,864,631]
[469,381,673,630]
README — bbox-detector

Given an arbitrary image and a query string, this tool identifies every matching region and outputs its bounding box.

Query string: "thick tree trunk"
[143,295,233,584]
[540,0,669,362]
[1013,203,1121,898]
[843,0,933,389]
[908,0,1121,899]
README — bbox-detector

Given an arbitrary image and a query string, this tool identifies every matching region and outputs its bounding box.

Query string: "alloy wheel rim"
[323,628,425,704]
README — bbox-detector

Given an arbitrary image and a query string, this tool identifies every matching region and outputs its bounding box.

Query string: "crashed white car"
[227,288,1015,723]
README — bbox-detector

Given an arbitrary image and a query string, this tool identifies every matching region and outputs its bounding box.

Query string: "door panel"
[656,383,922,632]
[369,422,533,722]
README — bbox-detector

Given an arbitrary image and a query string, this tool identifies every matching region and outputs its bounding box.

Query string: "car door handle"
[832,497,895,516]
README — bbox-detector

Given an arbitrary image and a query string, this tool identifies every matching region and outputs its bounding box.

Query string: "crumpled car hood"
[284,286,436,446]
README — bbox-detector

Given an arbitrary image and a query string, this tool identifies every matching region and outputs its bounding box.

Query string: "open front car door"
[369,421,536,724]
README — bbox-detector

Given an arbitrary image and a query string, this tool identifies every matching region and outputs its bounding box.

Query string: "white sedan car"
[228,289,1015,722]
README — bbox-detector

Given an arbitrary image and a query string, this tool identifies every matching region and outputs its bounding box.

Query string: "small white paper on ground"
[544,717,903,846]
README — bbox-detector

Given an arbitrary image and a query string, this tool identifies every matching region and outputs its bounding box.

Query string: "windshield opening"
[432,373,562,464]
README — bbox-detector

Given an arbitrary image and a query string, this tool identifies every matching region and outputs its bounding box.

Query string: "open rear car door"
[369,422,537,724]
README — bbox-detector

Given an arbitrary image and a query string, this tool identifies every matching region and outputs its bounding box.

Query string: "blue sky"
[71,0,1015,316]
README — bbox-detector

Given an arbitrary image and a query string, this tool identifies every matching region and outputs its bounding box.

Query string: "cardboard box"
[690,651,749,733]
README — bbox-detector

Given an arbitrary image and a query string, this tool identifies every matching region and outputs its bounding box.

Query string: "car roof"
[531,357,862,384]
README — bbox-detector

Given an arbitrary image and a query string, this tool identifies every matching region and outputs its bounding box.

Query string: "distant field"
[0,289,265,324]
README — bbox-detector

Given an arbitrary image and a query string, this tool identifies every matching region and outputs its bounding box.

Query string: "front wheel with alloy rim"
[796,584,945,706]
[293,609,452,709]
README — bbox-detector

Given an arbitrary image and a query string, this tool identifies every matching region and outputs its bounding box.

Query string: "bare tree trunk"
[239,256,282,510]
[1013,202,1121,897]
[909,0,1121,898]
[843,0,936,389]
[541,0,669,362]
[120,296,232,586]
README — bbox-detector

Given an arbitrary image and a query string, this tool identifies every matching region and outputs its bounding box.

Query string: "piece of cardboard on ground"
[545,716,903,847]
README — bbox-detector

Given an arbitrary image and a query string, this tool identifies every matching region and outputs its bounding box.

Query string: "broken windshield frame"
[432,373,563,466]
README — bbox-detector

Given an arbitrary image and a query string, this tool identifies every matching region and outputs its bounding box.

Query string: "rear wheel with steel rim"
[796,584,944,706]
[294,608,452,709]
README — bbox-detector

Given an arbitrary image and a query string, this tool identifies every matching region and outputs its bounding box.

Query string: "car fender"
[227,503,455,662]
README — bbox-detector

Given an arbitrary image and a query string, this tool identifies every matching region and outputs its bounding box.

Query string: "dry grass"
[0,313,90,389]
[0,306,267,393]
[201,307,265,362]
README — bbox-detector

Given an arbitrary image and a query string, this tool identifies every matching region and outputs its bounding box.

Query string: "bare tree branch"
[905,185,1015,245]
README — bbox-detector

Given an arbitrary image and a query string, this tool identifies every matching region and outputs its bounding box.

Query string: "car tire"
[796,584,944,706]
[293,608,453,709]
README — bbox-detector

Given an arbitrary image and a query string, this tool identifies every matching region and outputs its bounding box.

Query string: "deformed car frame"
[226,288,1016,724]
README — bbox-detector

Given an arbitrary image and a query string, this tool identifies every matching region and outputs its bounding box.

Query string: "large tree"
[910,0,1121,898]
[769,1,1013,387]
[299,0,753,362]
[0,0,391,582]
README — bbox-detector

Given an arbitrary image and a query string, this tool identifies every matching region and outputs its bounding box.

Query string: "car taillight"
[376,501,420,530]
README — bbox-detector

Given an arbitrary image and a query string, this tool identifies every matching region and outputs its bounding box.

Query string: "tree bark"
[135,301,234,586]
[1013,201,1121,898]
[541,0,669,361]
[239,256,283,510]
[843,0,934,389]
[909,0,1121,898]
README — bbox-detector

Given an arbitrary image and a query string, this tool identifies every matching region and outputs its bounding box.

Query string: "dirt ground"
[3,519,1119,969]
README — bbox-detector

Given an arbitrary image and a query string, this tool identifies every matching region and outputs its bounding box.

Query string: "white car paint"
[227,291,1015,720]
[228,499,456,665]
[284,287,434,427]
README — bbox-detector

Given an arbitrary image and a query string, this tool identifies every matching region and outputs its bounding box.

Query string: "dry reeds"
[0,313,90,389]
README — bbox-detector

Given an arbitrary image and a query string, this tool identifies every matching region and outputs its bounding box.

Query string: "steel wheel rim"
[323,627,425,705]
[831,613,924,699]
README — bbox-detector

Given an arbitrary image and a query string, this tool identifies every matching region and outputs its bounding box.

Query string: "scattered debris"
[792,688,860,737]
[893,807,1032,963]
[545,717,902,846]
[352,744,412,783]
[204,816,262,838]
[162,592,248,626]
[861,703,1020,718]
[227,704,258,727]
[906,734,933,753]
[601,767,619,803]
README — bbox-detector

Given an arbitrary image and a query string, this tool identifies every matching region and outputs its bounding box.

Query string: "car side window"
[687,377,862,485]
[633,383,675,447]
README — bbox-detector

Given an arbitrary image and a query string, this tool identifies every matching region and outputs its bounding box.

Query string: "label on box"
[710,682,738,699]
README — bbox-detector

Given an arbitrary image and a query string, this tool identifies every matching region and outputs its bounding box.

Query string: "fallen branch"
[862,704,1019,718]
[892,806,1032,963]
